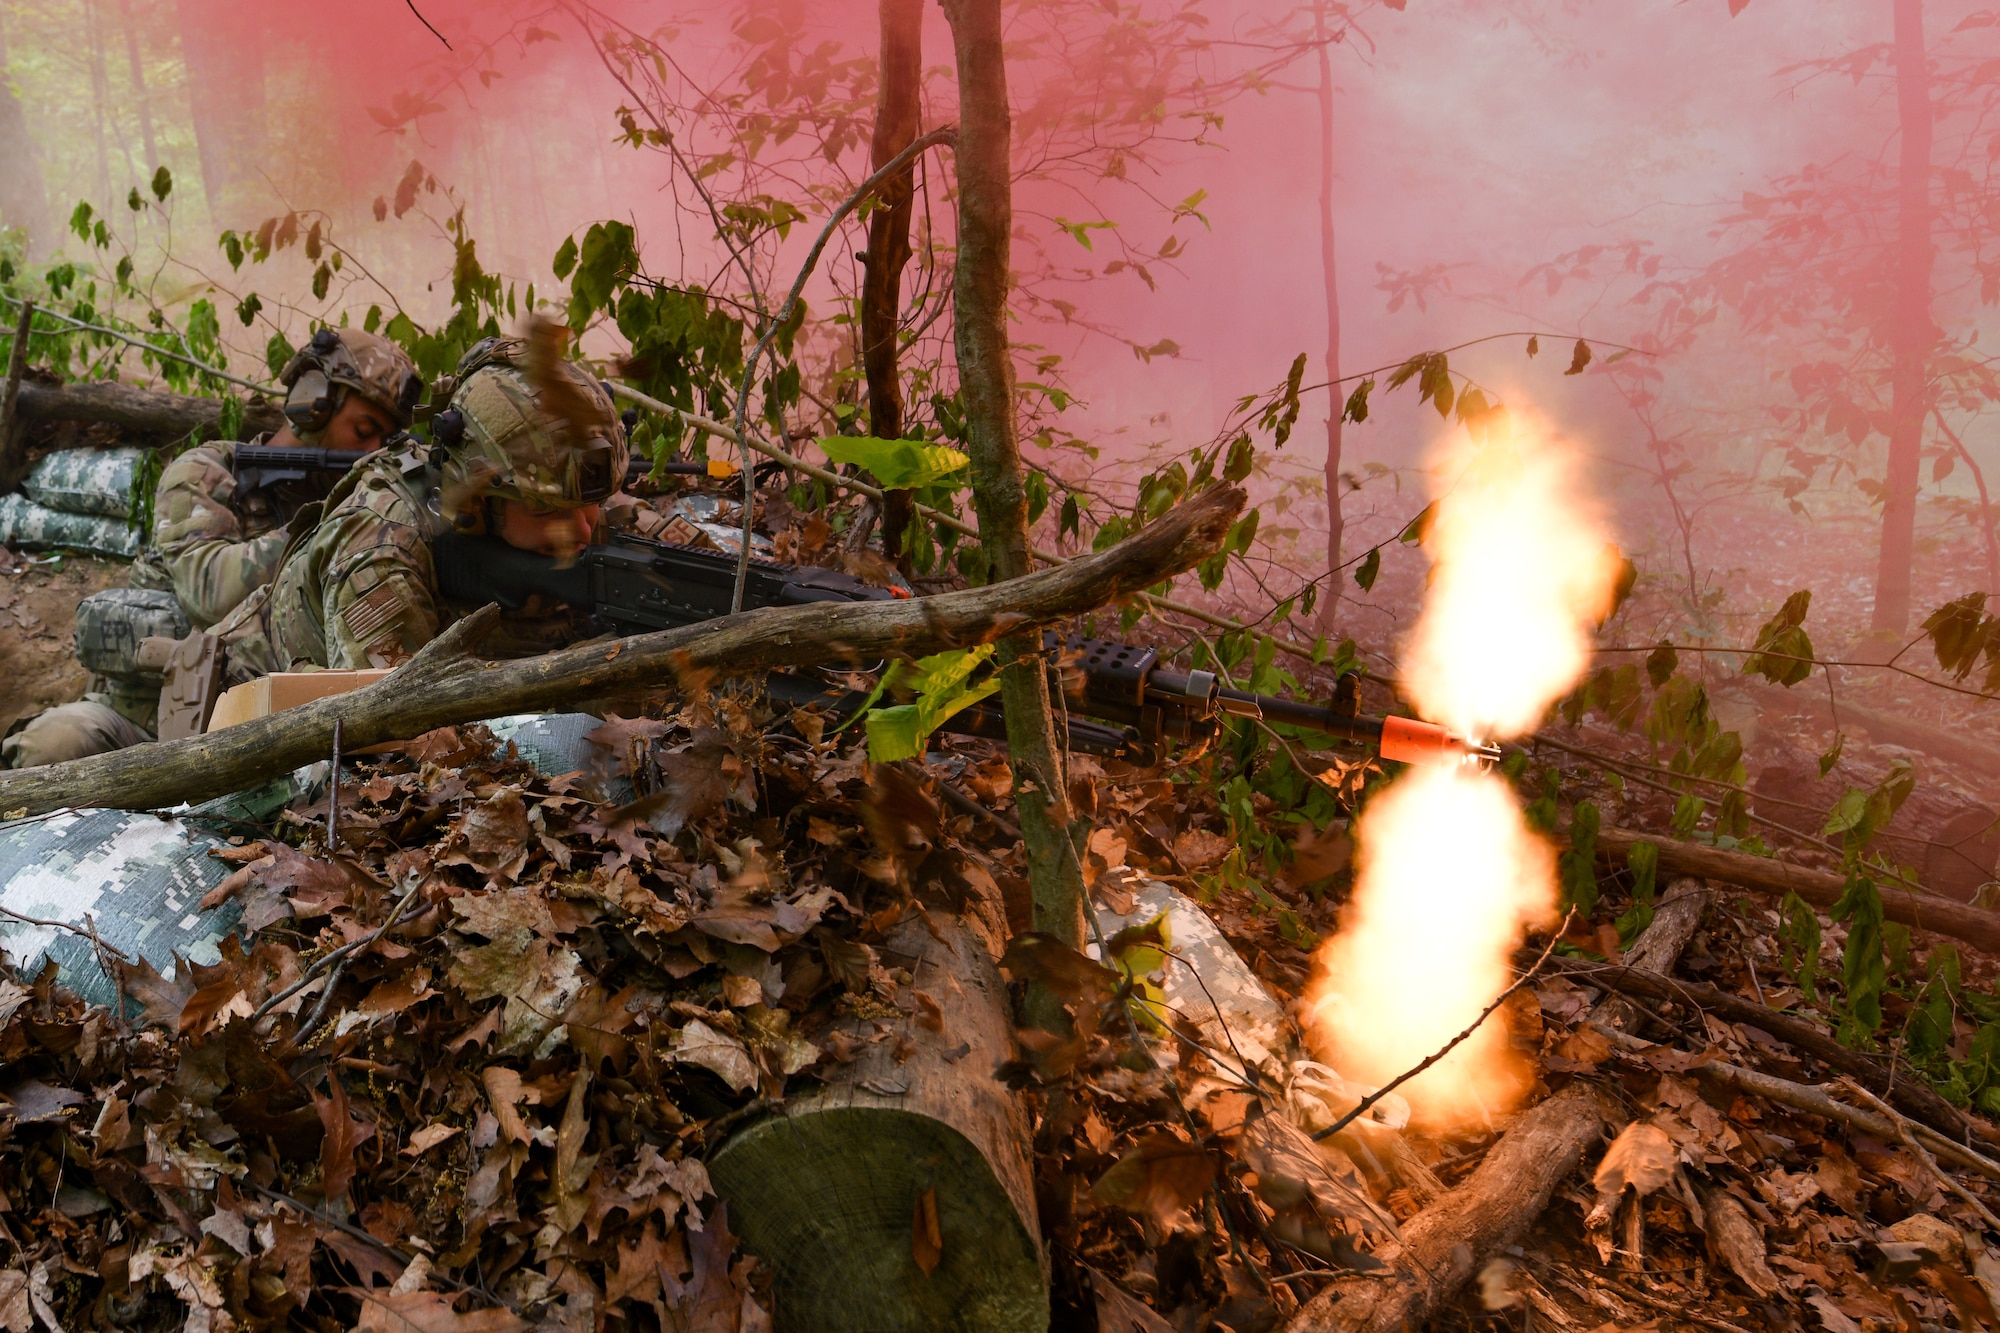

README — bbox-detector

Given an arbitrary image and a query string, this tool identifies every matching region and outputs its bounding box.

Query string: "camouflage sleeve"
[152,444,241,554]
[313,506,441,671]
[163,531,289,630]
[152,443,283,628]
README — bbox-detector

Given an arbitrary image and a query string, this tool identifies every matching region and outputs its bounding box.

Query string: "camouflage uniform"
[213,339,627,679]
[126,440,290,628]
[133,328,421,630]
[3,331,419,770]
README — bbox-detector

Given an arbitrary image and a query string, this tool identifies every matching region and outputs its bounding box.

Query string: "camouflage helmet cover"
[439,338,628,513]
[279,327,422,427]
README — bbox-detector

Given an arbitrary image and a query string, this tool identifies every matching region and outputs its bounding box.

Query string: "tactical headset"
[282,329,424,433]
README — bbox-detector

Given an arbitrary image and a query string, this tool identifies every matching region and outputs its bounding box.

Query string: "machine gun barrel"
[429,530,1494,765]
[231,442,714,492]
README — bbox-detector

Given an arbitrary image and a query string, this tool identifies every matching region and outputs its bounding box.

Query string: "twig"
[0,904,133,962]
[1314,909,1574,1142]
[728,126,958,612]
[403,0,451,47]
[245,1182,516,1310]
[1841,1078,2000,1234]
[326,718,343,852]
[609,379,1326,664]
[0,293,272,394]
[934,775,1021,841]
[248,880,426,1024]
[82,913,124,1019]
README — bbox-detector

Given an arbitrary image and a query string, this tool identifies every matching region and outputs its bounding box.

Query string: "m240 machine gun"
[431,528,1499,767]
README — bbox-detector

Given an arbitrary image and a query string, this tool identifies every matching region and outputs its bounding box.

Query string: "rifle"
[430,528,1499,766]
[231,439,742,495]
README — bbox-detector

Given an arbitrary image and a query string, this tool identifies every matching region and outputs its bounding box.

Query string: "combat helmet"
[278,327,423,435]
[428,336,628,529]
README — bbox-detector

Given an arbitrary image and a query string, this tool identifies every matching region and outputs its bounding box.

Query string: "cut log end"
[710,1107,1046,1331]
[709,909,1046,1333]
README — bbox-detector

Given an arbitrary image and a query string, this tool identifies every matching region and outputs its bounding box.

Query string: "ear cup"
[429,408,465,449]
[284,368,337,432]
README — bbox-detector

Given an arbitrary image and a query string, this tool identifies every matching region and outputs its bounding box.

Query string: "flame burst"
[1304,410,1623,1129]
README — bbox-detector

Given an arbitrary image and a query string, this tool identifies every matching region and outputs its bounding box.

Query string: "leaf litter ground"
[1,641,1998,1333]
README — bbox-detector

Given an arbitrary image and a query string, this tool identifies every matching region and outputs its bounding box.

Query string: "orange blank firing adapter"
[1378,715,1498,765]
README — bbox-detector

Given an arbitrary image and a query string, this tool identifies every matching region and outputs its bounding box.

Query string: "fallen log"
[1591,1025,2000,1184]
[12,378,283,441]
[1284,880,1704,1332]
[1752,737,1999,901]
[1747,679,2000,784]
[1551,957,1991,1148]
[709,906,1044,1332]
[0,484,1243,816]
[1285,1082,1618,1333]
[1593,826,2000,957]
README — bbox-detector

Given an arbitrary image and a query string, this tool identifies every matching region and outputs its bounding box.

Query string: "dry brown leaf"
[1092,1133,1215,1228]
[403,1123,463,1157]
[1090,1266,1174,1333]
[316,1075,376,1204]
[912,1186,942,1276]
[350,1287,528,1333]
[672,1020,757,1092]
[1591,1122,1676,1212]
[1172,827,1232,872]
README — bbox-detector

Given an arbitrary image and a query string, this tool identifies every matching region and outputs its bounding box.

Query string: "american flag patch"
[340,581,405,647]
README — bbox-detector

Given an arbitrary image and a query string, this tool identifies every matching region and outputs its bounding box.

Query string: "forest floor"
[0,551,127,738]
[0,486,1996,1333]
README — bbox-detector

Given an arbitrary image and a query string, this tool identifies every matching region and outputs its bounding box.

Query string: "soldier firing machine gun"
[429,527,1500,767]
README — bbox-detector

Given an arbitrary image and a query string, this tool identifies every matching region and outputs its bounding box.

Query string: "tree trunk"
[1872,0,1934,634]
[861,0,924,572]
[0,483,1242,817]
[1315,1,1344,628]
[1,302,33,494]
[939,0,1090,945]
[175,0,265,215]
[83,0,120,203]
[13,378,285,439]
[709,908,1046,1332]
[118,0,158,173]
[0,10,49,254]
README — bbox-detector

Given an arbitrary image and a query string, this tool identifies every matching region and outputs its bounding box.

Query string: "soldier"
[213,336,625,678]
[3,328,423,770]
[130,326,423,628]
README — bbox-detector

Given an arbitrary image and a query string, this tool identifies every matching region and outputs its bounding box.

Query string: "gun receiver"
[430,529,1495,766]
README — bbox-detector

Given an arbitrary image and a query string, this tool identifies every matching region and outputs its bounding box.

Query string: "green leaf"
[1342,377,1373,425]
[1559,800,1601,914]
[1744,590,1815,687]
[1615,840,1658,943]
[1779,891,1821,1000]
[151,165,172,201]
[863,646,1001,763]
[819,436,970,490]
[1353,546,1381,591]
[1833,873,1886,1038]
[1645,641,1678,689]
[1397,504,1434,546]
[1818,732,1844,777]
[552,235,579,281]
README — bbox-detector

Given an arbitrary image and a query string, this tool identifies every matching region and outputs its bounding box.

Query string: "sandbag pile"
[0,447,148,557]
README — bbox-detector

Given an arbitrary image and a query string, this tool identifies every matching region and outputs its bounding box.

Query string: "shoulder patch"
[340,580,406,648]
